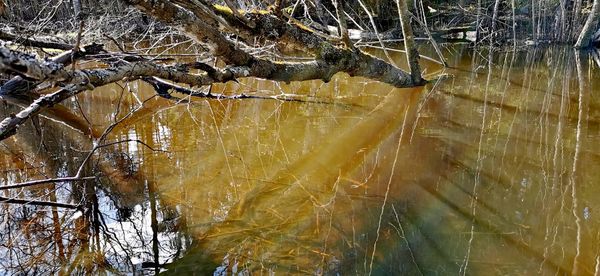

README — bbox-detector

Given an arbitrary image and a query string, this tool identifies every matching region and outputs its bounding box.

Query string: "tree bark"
[396,0,424,84]
[0,43,418,140]
[0,0,428,140]
[124,0,421,87]
[575,0,600,48]
[0,30,73,50]
[333,0,351,46]
[0,43,104,96]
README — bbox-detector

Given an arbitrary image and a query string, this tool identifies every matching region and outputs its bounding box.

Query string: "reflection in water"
[0,46,599,274]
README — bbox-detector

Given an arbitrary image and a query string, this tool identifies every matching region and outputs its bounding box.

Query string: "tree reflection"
[0,88,203,274]
[0,46,599,275]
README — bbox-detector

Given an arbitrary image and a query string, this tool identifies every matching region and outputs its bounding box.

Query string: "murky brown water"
[1,45,599,275]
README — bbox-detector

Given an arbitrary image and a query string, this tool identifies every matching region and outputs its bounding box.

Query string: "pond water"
[0,45,599,275]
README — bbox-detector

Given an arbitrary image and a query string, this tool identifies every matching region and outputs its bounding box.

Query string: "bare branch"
[0,177,95,191]
[0,43,105,96]
[0,196,80,209]
[143,76,343,105]
[0,30,73,50]
[125,0,419,87]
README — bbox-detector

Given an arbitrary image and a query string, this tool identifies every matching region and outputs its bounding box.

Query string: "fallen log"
[124,0,423,87]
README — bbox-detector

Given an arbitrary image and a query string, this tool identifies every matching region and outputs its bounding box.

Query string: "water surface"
[0,45,599,275]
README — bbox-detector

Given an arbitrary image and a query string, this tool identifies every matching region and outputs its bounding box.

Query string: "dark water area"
[0,45,599,275]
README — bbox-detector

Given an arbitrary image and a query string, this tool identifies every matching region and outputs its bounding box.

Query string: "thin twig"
[0,176,95,191]
[0,196,80,209]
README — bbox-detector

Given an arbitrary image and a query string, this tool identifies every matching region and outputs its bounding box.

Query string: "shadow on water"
[0,45,599,274]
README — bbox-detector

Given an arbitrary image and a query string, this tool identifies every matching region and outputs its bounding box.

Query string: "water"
[0,45,599,275]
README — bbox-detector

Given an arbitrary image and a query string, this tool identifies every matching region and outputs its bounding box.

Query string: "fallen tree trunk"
[0,0,429,141]
[0,48,234,140]
[0,44,403,140]
[124,0,421,87]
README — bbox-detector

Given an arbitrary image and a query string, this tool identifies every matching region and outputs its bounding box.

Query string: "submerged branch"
[143,76,345,105]
[0,83,89,140]
[0,176,95,191]
[0,196,80,209]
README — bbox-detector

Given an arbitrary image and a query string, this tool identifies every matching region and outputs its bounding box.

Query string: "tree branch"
[0,30,73,50]
[0,176,95,191]
[0,196,80,209]
[124,0,421,87]
[0,43,105,96]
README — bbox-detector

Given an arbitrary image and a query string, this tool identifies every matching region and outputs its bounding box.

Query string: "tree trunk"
[333,0,351,46]
[491,0,502,43]
[396,0,424,84]
[575,0,600,48]
[126,0,421,87]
